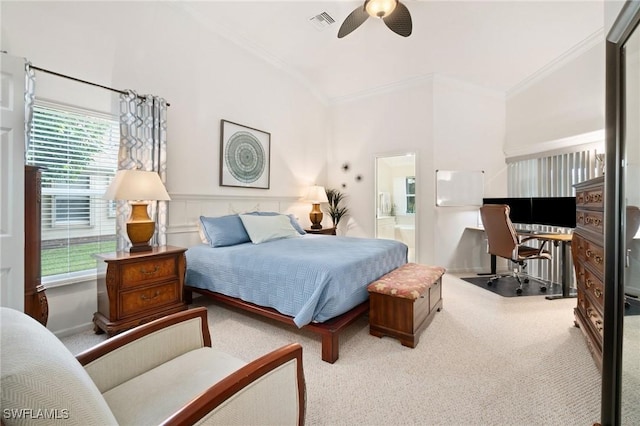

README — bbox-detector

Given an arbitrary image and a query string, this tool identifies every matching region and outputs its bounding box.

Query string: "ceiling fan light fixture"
[365,0,398,19]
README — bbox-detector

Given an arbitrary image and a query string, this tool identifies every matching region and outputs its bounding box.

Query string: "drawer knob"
[141,290,161,301]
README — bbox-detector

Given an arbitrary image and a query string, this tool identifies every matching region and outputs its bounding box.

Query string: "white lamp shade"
[303,185,329,203]
[103,170,171,201]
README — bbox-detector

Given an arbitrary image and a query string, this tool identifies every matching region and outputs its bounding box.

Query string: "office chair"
[480,204,552,295]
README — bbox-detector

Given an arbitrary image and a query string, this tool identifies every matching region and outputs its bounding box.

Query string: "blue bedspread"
[185,235,407,327]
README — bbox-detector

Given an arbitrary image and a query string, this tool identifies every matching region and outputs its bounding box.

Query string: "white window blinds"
[26,102,119,281]
[507,147,602,286]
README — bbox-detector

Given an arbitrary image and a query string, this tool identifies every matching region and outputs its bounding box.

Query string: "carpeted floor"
[461,274,562,297]
[61,274,607,425]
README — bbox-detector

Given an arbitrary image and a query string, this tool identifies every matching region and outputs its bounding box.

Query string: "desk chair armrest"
[518,236,549,255]
[77,308,211,393]
[160,343,306,426]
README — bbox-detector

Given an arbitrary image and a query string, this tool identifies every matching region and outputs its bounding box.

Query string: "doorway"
[375,153,416,262]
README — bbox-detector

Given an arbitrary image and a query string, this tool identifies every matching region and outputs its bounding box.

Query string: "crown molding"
[507,28,605,99]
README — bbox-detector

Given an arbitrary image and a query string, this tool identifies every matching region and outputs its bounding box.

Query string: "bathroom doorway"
[375,153,416,262]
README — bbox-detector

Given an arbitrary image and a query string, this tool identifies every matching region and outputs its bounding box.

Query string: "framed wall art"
[219,120,271,189]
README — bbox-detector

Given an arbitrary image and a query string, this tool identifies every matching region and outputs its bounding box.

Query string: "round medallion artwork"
[224,131,266,183]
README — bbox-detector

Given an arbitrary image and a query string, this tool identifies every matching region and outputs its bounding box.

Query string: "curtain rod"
[29,65,171,107]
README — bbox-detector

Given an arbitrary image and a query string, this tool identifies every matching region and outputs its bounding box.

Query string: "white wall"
[505,41,605,154]
[330,76,505,272]
[1,1,328,334]
[432,76,506,271]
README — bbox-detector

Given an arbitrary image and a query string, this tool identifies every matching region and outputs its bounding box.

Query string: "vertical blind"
[507,148,601,285]
[26,101,119,281]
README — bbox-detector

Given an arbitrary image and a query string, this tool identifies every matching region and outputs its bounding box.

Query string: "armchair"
[1,307,305,426]
[480,204,552,295]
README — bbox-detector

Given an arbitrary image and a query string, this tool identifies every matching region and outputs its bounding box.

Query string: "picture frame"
[219,120,271,189]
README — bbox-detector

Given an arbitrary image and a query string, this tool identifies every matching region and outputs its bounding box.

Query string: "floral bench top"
[367,263,446,300]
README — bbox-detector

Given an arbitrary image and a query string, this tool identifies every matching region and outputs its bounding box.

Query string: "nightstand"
[93,245,188,336]
[305,227,337,235]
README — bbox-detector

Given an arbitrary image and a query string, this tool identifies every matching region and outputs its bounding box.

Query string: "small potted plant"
[325,188,349,229]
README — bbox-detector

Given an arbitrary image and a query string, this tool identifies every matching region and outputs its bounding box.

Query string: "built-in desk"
[468,226,574,299]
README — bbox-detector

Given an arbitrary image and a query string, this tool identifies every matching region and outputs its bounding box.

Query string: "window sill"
[42,270,97,289]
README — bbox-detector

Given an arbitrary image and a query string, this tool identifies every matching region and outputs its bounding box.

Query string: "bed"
[184,213,408,363]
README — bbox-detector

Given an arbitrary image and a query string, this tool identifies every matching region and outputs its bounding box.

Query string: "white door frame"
[0,53,26,310]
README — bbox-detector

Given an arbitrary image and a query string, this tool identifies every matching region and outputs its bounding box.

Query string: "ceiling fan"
[337,0,412,38]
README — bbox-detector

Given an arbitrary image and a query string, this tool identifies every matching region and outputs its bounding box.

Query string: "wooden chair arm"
[161,343,306,426]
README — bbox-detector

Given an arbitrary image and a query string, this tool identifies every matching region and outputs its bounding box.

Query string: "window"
[26,102,119,281]
[405,176,415,213]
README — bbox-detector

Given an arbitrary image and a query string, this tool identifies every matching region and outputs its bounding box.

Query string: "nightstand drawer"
[94,246,187,336]
[120,282,180,317]
[121,256,178,289]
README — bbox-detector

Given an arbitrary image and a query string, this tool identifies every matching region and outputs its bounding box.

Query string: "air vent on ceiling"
[308,12,335,31]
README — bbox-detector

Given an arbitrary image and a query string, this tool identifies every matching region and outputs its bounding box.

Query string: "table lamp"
[303,185,329,229]
[104,170,171,252]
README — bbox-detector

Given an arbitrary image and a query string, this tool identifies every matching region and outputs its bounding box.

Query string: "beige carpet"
[62,274,603,425]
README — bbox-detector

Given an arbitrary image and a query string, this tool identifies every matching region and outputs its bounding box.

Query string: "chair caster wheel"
[487,281,493,286]
[516,288,523,295]
[540,286,547,292]
[524,278,530,283]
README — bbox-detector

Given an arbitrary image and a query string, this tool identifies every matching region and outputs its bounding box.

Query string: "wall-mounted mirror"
[375,153,416,262]
[621,9,640,424]
[604,2,640,423]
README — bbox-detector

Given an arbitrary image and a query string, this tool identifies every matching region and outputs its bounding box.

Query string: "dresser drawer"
[120,256,179,289]
[576,210,604,235]
[576,186,604,209]
[572,233,605,276]
[119,282,180,317]
[574,262,604,309]
[576,291,604,341]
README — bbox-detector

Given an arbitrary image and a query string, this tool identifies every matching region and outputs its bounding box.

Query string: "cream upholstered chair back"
[1,307,117,426]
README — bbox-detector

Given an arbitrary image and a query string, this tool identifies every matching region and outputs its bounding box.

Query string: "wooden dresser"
[24,165,48,326]
[93,245,188,336]
[572,176,605,369]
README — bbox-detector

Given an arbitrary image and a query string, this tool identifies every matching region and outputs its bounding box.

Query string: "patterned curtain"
[24,62,36,152]
[116,90,169,251]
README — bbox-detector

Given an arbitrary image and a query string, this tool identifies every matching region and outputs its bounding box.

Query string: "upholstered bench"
[367,263,445,348]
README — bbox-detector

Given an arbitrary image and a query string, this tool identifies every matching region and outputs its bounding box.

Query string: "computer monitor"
[482,197,532,225]
[530,197,576,228]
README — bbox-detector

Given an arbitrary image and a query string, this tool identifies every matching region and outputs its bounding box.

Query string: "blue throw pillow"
[245,211,306,235]
[199,215,251,247]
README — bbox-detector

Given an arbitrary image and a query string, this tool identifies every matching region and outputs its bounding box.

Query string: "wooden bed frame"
[184,286,369,364]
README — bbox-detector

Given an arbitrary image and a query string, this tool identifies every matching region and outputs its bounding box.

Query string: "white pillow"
[239,214,301,244]
[196,220,209,244]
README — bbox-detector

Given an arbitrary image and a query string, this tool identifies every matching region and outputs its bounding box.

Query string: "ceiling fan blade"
[382,1,412,37]
[337,6,369,38]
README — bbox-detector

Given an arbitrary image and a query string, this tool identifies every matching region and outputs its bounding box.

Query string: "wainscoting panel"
[166,193,306,248]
